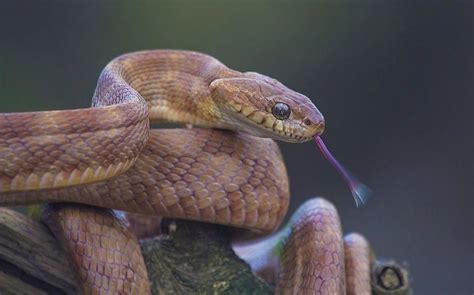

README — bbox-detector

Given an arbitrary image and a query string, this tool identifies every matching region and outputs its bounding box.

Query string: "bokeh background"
[0,2,472,294]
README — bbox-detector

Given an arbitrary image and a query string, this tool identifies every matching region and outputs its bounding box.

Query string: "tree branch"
[141,220,273,294]
[0,208,78,294]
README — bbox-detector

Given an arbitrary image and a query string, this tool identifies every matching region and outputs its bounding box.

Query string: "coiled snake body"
[0,50,372,294]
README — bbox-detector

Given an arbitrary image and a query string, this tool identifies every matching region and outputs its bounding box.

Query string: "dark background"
[0,2,472,294]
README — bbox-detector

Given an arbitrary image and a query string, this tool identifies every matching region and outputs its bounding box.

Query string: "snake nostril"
[303,118,312,126]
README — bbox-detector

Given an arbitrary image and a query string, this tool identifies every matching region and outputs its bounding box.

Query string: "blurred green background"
[0,1,472,293]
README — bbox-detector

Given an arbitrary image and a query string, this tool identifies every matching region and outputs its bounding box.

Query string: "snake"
[0,50,374,294]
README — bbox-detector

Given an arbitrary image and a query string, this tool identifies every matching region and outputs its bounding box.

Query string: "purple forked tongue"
[314,136,372,207]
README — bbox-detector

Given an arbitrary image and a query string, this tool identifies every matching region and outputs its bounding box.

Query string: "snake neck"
[94,50,242,129]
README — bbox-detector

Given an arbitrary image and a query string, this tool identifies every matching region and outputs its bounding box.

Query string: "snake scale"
[0,50,373,294]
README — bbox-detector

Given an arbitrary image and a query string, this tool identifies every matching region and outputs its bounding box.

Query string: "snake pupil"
[272,102,291,120]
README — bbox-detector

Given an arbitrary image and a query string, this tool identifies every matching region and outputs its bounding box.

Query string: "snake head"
[210,72,325,143]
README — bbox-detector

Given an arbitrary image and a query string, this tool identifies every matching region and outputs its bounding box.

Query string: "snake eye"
[272,102,291,120]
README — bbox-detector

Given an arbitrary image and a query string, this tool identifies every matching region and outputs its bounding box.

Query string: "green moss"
[140,220,273,295]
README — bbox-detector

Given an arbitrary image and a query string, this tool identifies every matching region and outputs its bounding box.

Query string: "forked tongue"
[314,136,372,207]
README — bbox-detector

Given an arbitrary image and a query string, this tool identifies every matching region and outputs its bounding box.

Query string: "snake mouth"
[266,122,324,142]
[273,124,324,142]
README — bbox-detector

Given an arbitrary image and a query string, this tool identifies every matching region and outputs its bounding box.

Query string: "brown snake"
[0,50,373,294]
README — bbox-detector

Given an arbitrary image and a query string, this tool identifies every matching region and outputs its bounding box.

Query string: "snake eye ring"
[272,102,291,120]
